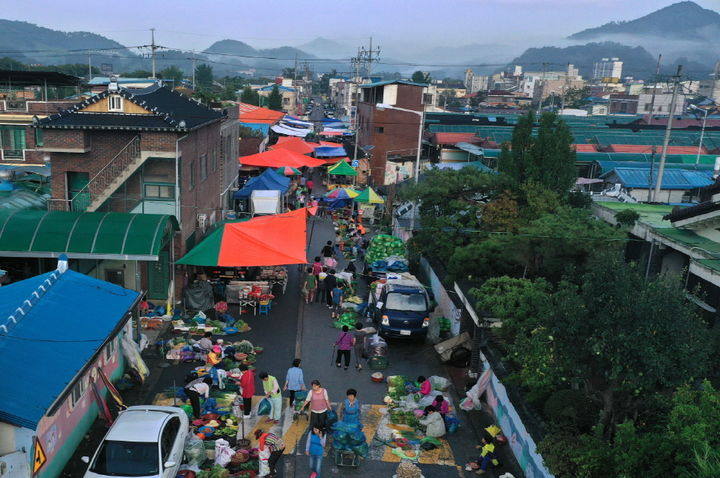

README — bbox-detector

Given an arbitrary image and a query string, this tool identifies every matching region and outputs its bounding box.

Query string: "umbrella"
[324,187,360,200]
[276,166,301,176]
[354,187,385,204]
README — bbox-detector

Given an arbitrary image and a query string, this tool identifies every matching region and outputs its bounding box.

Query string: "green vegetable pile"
[366,234,406,263]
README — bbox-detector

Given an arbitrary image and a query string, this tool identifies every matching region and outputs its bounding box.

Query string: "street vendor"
[184,376,212,419]
[419,405,446,438]
[238,364,255,418]
[337,388,361,426]
[195,331,213,352]
[417,376,432,396]
[255,429,285,477]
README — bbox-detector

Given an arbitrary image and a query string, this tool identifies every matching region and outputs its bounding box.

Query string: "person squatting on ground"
[255,429,285,477]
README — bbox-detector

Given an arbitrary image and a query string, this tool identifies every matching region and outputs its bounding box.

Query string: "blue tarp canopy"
[314,146,347,158]
[0,267,139,429]
[240,122,271,135]
[234,168,291,199]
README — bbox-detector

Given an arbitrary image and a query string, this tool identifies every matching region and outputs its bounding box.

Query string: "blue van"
[369,279,430,339]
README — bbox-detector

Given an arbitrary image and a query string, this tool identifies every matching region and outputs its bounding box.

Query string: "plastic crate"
[335,450,360,467]
[369,356,389,370]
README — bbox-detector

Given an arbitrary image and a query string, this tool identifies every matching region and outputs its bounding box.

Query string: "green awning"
[0,210,178,260]
[327,160,357,176]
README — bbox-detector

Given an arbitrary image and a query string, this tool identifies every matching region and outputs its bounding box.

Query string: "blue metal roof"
[240,122,271,135]
[314,146,347,158]
[360,80,428,89]
[0,267,139,429]
[257,85,296,92]
[600,167,715,189]
[234,168,291,199]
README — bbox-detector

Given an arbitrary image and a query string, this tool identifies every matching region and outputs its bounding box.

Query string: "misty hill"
[0,19,143,71]
[569,1,720,42]
[298,37,352,59]
[205,40,315,60]
[509,42,657,79]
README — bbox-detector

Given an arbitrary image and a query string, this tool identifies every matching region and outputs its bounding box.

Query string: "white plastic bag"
[429,375,451,392]
[183,434,205,467]
[258,446,271,476]
[418,394,435,408]
[214,438,234,467]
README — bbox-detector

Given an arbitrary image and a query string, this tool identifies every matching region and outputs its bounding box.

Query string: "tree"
[267,84,283,111]
[497,112,576,198]
[159,66,184,85]
[411,70,431,84]
[563,86,591,109]
[195,64,213,90]
[240,86,260,106]
[545,253,711,436]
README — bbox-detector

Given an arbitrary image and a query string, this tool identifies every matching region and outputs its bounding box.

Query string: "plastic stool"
[258,303,270,316]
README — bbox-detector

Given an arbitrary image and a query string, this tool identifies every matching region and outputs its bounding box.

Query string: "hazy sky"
[0,0,717,54]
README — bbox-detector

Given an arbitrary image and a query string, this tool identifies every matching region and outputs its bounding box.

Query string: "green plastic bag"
[257,398,271,416]
[180,404,193,418]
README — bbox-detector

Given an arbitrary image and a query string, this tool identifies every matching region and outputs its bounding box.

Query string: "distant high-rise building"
[698,60,720,102]
[464,69,488,93]
[593,58,623,81]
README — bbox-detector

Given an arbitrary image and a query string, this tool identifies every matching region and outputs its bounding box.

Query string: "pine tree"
[267,84,283,111]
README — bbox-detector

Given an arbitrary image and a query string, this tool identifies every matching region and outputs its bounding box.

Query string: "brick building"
[35,80,237,299]
[356,80,427,185]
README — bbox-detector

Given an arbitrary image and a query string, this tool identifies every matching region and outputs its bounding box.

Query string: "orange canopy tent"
[270,137,316,155]
[176,208,311,266]
[239,149,325,168]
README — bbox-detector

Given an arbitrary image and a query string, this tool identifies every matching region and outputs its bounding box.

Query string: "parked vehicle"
[368,274,430,339]
[82,406,189,478]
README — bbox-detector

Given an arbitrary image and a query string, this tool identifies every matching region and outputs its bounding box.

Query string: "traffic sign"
[351,160,359,168]
[33,439,46,475]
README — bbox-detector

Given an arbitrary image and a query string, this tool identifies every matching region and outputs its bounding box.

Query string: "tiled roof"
[431,132,482,145]
[663,200,720,222]
[239,103,285,124]
[37,83,223,132]
[360,80,428,89]
[605,144,709,155]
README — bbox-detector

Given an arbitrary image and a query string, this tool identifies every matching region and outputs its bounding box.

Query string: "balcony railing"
[0,149,25,161]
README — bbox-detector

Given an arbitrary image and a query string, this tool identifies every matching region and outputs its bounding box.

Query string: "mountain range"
[0,2,717,81]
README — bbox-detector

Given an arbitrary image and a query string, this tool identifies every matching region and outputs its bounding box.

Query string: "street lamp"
[376,103,425,231]
[689,104,709,165]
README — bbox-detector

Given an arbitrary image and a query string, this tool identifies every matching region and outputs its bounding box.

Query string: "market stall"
[354,186,385,224]
[238,148,325,168]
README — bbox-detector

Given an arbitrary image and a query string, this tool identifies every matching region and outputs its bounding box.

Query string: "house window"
[200,154,208,181]
[34,128,44,147]
[144,183,175,199]
[69,377,87,409]
[644,103,651,112]
[108,95,123,112]
[283,97,290,105]
[0,126,27,159]
[423,93,434,105]
[375,126,385,134]
[104,337,116,361]
[189,160,196,190]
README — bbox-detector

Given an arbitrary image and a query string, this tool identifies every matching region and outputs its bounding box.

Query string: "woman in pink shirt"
[302,380,332,430]
[418,376,432,396]
[432,394,450,416]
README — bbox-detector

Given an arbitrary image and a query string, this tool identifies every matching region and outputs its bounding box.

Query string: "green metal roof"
[0,210,178,260]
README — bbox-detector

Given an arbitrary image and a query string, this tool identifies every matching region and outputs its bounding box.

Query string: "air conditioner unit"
[197,214,207,231]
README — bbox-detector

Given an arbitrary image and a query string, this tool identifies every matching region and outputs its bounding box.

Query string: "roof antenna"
[57,253,69,274]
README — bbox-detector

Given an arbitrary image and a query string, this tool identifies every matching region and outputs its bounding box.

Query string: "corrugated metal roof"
[600,167,715,189]
[0,268,140,429]
[0,210,178,260]
[360,80,428,89]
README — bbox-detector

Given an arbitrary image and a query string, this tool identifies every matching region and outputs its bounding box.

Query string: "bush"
[543,389,599,433]
[615,208,640,227]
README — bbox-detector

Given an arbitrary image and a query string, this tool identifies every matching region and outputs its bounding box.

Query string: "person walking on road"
[321,241,334,267]
[324,269,337,308]
[305,426,327,478]
[316,266,328,304]
[331,283,344,319]
[335,325,353,370]
[302,267,317,304]
[351,322,366,370]
[307,178,314,194]
[259,371,282,424]
[283,358,305,406]
[255,429,285,477]
[184,376,212,419]
[303,380,332,430]
[238,364,255,418]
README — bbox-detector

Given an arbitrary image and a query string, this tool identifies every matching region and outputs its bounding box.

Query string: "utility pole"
[537,62,548,114]
[652,64,682,201]
[88,54,92,83]
[647,54,662,125]
[191,51,197,90]
[150,28,158,79]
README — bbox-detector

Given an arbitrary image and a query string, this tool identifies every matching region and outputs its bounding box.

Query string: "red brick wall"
[43,129,91,151]
[140,133,175,152]
[357,102,422,186]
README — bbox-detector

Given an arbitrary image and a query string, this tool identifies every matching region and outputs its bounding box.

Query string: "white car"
[82,406,189,478]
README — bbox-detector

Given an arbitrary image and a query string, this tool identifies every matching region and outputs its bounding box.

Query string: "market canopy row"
[234,168,290,199]
[239,149,325,168]
[176,208,312,267]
